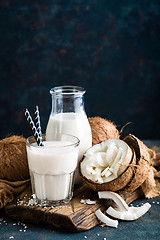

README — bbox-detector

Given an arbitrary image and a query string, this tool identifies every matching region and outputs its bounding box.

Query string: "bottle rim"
[50,86,86,95]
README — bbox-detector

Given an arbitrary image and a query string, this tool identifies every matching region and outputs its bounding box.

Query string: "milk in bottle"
[46,86,92,184]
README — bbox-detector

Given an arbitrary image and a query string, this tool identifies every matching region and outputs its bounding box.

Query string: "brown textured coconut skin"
[88,117,120,145]
[0,135,30,181]
[79,146,136,192]
[124,134,156,162]
[120,134,155,193]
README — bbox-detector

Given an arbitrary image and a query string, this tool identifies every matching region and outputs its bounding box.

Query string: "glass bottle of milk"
[46,86,92,184]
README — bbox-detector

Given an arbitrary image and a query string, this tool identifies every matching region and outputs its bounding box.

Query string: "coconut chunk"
[101,167,112,177]
[105,142,117,166]
[106,203,151,221]
[98,191,129,211]
[80,139,132,184]
[80,199,96,205]
[95,153,108,167]
[111,147,123,177]
[85,164,96,175]
[134,203,151,219]
[97,191,151,221]
[95,209,118,228]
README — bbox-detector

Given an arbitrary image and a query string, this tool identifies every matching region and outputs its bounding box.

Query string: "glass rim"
[26,134,80,148]
[50,86,86,95]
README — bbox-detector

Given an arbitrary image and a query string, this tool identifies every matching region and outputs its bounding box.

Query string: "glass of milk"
[46,86,92,184]
[26,134,80,206]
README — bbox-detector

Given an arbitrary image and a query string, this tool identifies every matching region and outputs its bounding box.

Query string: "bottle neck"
[51,94,85,115]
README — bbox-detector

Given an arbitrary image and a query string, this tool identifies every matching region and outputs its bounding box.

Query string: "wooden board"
[4,184,143,232]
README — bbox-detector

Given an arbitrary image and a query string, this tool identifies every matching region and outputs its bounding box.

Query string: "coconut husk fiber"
[0,135,31,208]
[88,117,120,145]
[0,135,30,181]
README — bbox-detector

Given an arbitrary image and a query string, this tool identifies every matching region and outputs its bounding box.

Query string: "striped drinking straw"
[25,108,43,146]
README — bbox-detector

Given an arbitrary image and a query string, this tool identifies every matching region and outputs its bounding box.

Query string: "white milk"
[46,112,92,183]
[26,141,78,201]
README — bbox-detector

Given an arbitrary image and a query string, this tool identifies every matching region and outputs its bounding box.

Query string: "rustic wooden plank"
[4,184,143,232]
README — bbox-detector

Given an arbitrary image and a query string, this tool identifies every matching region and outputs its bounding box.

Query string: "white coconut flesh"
[98,191,129,211]
[106,203,151,221]
[81,138,132,184]
[95,209,118,228]
[95,191,151,227]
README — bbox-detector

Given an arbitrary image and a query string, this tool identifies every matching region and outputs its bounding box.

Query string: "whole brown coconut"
[0,135,30,181]
[88,117,120,145]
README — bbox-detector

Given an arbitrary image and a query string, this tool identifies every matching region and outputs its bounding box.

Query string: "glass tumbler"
[26,134,79,206]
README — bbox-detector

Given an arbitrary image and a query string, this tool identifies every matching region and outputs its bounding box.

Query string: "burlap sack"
[141,146,160,198]
[0,179,30,208]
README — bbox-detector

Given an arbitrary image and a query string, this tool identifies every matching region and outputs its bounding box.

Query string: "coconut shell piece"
[79,147,136,192]
[124,134,156,164]
[120,134,155,193]
[0,135,29,181]
[118,157,151,194]
[88,117,120,146]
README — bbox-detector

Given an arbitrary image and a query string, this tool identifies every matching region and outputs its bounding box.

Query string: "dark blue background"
[0,0,160,140]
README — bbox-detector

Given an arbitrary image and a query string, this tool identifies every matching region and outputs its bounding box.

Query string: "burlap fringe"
[141,147,160,198]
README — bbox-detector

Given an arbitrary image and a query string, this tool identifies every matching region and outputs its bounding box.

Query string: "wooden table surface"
[0,140,160,240]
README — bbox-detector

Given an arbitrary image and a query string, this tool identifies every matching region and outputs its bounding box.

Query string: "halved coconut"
[79,138,136,191]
